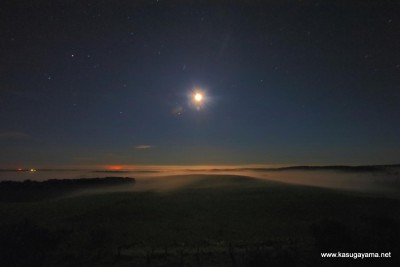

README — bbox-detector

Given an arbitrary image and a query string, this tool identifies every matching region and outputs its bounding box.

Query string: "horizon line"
[1,163,399,172]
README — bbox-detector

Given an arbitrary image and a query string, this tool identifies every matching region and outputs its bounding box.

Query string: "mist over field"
[2,0,400,265]
[2,165,399,197]
[109,167,400,198]
[1,165,399,267]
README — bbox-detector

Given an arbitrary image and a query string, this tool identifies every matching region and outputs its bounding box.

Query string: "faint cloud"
[171,106,183,116]
[0,131,30,140]
[135,145,153,149]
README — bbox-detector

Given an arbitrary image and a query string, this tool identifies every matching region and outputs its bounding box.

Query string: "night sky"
[1,1,399,168]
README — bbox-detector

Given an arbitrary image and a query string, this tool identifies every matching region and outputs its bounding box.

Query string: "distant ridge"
[1,164,399,173]
[189,164,400,173]
[248,164,400,172]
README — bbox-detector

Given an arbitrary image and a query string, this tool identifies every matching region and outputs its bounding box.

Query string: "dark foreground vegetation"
[0,177,135,202]
[0,175,399,266]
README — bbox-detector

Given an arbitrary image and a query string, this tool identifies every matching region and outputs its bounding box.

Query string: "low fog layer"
[129,168,400,195]
[1,165,399,197]
[73,166,400,198]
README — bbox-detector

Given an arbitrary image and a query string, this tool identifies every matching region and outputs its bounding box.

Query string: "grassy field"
[0,174,399,266]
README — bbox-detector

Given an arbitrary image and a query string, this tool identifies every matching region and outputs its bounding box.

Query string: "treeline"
[0,177,135,202]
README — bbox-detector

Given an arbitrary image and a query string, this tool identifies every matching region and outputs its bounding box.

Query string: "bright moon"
[194,93,203,102]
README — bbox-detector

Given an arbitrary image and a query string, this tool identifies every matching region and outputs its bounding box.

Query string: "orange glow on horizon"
[107,165,124,170]
[99,164,286,172]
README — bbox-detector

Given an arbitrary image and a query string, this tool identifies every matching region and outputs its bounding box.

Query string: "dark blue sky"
[1,1,399,168]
